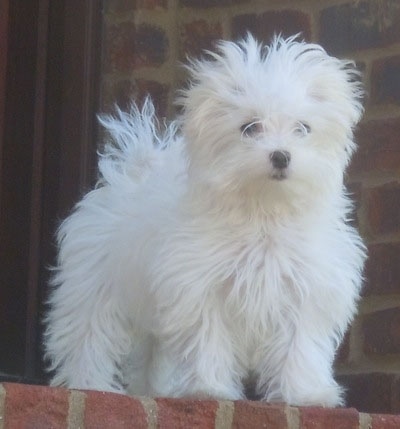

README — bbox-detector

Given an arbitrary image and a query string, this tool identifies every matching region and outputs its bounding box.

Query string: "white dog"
[45,35,366,407]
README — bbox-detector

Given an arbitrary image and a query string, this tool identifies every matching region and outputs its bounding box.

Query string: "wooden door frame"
[0,0,103,383]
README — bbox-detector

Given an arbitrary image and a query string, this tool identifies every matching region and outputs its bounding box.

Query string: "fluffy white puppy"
[45,35,366,407]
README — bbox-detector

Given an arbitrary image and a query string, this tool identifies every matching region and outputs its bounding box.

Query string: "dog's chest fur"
[217,226,310,356]
[156,217,315,337]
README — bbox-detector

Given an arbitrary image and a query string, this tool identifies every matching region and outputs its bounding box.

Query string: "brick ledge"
[1,382,400,428]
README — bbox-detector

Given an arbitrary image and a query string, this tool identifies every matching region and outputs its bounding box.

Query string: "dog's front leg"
[147,294,245,400]
[255,327,343,407]
[45,284,132,393]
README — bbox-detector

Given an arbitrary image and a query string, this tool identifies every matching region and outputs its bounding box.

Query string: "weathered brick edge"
[1,382,399,428]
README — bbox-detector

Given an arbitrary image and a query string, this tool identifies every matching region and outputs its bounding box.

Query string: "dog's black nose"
[270,150,291,169]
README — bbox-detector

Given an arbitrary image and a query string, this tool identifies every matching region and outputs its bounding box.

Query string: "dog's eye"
[294,122,311,137]
[240,121,263,137]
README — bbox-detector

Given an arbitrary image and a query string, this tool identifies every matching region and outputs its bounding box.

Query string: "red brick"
[84,390,148,429]
[103,22,136,73]
[371,56,400,106]
[101,78,170,116]
[300,407,359,429]
[134,24,168,67]
[366,182,400,236]
[181,20,223,58]
[101,79,136,112]
[334,330,350,364]
[350,118,400,176]
[232,401,288,429]
[103,22,167,73]
[156,398,218,429]
[106,0,137,13]
[319,1,400,55]
[391,376,400,413]
[363,307,400,355]
[363,243,400,296]
[180,0,245,7]
[232,10,311,43]
[136,0,167,9]
[371,413,400,428]
[3,383,69,429]
[339,373,395,413]
[106,0,167,11]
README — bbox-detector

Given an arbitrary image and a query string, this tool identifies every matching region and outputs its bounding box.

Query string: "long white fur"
[44,35,366,406]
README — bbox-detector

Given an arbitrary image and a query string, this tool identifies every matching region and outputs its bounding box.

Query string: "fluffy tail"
[97,98,177,188]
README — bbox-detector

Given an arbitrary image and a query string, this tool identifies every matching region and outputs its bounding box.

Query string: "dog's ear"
[268,36,364,129]
[307,58,364,128]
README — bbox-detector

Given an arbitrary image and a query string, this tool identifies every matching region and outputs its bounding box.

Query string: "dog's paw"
[262,383,344,407]
[183,384,245,401]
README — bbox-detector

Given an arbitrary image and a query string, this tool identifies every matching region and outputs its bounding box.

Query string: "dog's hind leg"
[45,277,132,393]
[44,191,134,393]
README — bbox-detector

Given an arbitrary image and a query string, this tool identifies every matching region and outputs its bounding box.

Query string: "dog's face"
[179,36,363,208]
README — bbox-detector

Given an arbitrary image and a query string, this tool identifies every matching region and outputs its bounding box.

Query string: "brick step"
[1,382,400,428]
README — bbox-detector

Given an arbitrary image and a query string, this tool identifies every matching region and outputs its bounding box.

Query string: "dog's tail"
[97,98,178,188]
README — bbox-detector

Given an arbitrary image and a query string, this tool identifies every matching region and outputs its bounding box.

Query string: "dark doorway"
[0,0,103,384]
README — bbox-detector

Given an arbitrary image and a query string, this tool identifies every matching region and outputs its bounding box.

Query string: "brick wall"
[101,0,400,414]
